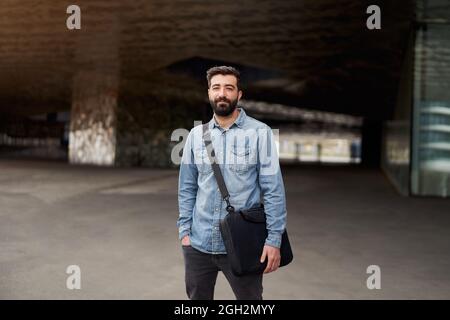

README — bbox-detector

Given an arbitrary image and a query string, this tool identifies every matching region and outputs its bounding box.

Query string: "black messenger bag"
[202,124,293,276]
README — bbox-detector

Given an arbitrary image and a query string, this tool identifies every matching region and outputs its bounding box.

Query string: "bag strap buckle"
[224,195,235,213]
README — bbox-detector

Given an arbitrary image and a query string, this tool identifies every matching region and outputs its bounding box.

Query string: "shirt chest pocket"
[229,146,255,173]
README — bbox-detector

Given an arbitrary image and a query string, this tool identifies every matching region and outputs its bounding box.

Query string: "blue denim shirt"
[177,107,287,254]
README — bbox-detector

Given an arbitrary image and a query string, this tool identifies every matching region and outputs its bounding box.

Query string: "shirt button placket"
[213,206,219,253]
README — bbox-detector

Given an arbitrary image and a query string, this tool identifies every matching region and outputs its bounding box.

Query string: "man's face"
[208,74,242,117]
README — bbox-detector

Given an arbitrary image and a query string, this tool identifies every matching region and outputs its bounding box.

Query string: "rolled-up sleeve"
[177,129,198,240]
[257,126,287,248]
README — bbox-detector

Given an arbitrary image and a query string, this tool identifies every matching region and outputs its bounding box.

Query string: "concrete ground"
[0,159,449,299]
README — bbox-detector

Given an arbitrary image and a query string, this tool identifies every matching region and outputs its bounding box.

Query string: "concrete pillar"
[69,70,118,165]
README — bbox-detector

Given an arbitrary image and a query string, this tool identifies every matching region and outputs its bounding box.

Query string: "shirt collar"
[209,107,246,130]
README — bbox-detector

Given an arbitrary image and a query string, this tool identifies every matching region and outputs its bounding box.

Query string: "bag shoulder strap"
[202,123,235,213]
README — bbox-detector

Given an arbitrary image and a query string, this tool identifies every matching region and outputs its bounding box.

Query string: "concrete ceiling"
[0,0,415,120]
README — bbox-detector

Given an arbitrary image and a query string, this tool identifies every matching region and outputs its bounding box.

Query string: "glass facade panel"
[412,22,450,196]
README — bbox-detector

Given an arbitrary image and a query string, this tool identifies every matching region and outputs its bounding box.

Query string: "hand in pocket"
[181,235,191,246]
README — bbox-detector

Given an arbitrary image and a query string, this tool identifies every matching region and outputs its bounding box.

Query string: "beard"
[209,96,239,117]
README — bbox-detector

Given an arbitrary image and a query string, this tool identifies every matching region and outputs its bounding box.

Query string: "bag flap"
[239,205,266,223]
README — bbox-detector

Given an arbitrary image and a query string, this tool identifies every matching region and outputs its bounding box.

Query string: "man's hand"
[260,245,281,274]
[181,235,191,246]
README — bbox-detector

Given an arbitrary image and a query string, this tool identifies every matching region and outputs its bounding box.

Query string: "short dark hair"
[206,66,241,89]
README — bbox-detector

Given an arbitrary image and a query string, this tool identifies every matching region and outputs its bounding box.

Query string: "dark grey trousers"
[182,245,263,300]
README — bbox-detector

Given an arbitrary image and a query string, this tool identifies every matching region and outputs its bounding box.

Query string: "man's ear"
[238,90,243,100]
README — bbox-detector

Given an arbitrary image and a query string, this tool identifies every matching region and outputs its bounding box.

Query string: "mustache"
[215,97,230,103]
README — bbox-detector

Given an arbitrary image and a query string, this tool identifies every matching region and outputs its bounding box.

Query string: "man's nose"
[218,89,227,97]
